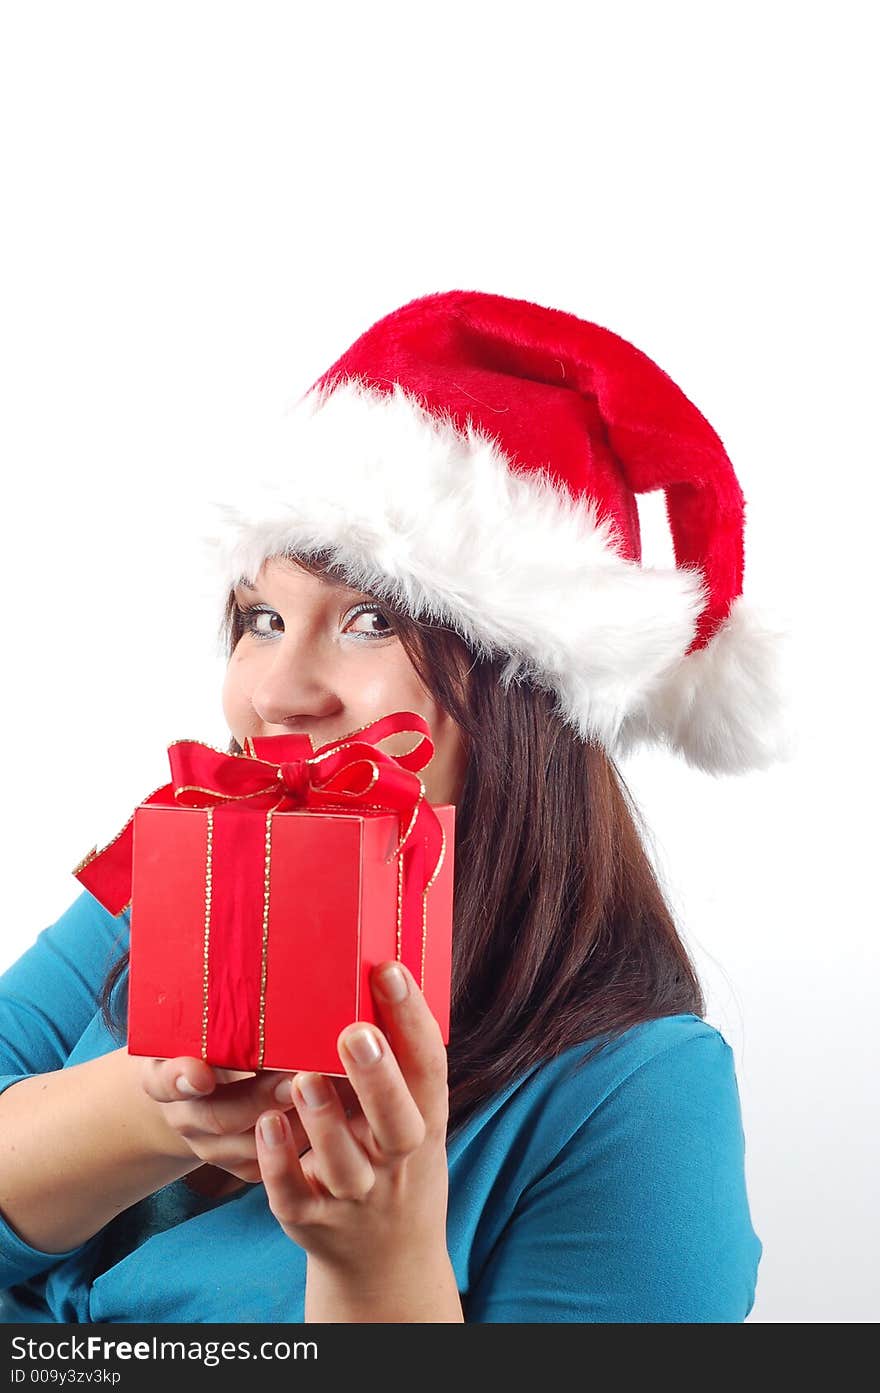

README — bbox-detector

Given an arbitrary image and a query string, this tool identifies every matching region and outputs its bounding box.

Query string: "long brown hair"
[98,550,704,1140]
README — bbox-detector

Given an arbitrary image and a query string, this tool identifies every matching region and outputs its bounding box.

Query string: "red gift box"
[73,713,454,1076]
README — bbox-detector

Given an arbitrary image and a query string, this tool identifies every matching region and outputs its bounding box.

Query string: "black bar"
[1,1321,715,1386]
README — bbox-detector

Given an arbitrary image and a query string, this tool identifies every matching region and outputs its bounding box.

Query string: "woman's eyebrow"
[234,575,374,599]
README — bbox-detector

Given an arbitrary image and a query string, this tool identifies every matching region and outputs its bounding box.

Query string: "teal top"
[0,892,761,1323]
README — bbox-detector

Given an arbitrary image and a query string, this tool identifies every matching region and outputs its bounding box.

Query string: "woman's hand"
[254,960,460,1319]
[138,1055,361,1184]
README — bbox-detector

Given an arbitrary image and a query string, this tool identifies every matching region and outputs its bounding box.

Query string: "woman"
[0,289,791,1323]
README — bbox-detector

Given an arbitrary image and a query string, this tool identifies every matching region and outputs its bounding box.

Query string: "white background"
[0,1,875,1323]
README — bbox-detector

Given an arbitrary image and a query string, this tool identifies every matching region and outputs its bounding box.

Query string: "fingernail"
[273,1078,293,1105]
[176,1074,210,1096]
[259,1113,287,1147]
[344,1027,383,1066]
[376,963,408,1003]
[295,1073,332,1109]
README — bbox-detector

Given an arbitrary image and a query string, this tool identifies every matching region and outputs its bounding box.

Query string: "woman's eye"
[235,602,393,641]
[345,605,394,639]
[237,605,283,639]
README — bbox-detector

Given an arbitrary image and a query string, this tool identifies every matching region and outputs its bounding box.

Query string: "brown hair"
[98,550,704,1141]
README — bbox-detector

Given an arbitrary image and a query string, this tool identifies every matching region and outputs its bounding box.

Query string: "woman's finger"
[255,1111,323,1229]
[335,1024,427,1159]
[140,1059,302,1133]
[288,1073,376,1200]
[363,961,450,1135]
[139,1056,219,1103]
[139,1060,262,1104]
[186,1128,262,1182]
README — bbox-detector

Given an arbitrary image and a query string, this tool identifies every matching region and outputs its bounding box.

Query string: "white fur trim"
[611,594,799,775]
[203,378,788,772]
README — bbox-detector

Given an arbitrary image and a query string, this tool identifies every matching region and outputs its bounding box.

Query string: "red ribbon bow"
[74,711,445,917]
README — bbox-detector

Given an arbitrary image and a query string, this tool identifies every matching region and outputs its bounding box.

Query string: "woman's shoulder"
[48,889,132,985]
[463,1013,745,1169]
[532,1012,735,1103]
[1,889,130,994]
[562,1013,742,1135]
[0,891,131,1082]
[63,888,131,935]
[567,1010,736,1097]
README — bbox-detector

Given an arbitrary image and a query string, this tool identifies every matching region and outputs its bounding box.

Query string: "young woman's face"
[222,556,469,805]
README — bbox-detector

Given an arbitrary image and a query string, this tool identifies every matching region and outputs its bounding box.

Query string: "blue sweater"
[0,891,761,1323]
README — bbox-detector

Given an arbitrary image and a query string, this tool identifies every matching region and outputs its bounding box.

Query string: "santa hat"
[208,289,795,777]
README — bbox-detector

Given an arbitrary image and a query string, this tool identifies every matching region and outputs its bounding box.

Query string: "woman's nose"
[249,636,342,728]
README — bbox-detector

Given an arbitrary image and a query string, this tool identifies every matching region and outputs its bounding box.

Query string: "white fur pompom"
[611,595,799,776]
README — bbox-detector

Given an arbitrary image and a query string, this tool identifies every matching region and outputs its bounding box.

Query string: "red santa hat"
[209,289,795,777]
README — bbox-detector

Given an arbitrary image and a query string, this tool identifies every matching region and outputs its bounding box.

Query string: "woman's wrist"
[304,1243,464,1323]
